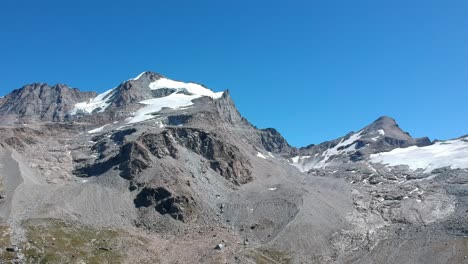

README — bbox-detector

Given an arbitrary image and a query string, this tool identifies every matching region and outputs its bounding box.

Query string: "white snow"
[291,156,300,163]
[290,132,364,172]
[88,124,109,134]
[257,152,267,159]
[127,79,224,124]
[70,76,224,124]
[268,187,277,191]
[70,88,115,115]
[127,93,201,123]
[316,131,363,167]
[370,137,468,172]
[267,152,275,158]
[371,129,385,141]
[149,78,223,99]
[129,71,147,81]
[290,155,316,172]
[291,156,311,163]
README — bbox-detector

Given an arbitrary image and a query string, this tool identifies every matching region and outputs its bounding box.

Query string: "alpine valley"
[0,72,467,263]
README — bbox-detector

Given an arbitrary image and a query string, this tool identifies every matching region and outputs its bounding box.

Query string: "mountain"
[0,72,467,263]
[291,116,431,172]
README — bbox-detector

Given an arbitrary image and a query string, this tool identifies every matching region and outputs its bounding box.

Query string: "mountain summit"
[292,116,431,171]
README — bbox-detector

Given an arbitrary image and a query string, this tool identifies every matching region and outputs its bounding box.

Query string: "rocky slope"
[0,71,467,263]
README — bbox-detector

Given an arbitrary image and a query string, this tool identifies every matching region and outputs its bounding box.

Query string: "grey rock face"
[258,128,296,156]
[134,186,196,222]
[0,83,95,122]
[108,71,163,108]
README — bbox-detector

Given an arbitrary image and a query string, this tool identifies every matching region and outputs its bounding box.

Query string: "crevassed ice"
[370,137,468,172]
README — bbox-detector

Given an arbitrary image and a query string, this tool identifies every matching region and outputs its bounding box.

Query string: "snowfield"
[370,136,468,172]
[69,88,115,115]
[149,78,223,99]
[128,93,201,123]
[127,78,223,123]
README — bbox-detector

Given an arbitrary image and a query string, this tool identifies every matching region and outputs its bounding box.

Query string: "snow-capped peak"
[68,73,224,121]
[127,78,223,123]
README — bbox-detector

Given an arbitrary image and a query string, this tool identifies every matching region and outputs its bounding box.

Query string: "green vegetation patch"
[0,223,15,262]
[22,219,127,264]
[242,248,292,264]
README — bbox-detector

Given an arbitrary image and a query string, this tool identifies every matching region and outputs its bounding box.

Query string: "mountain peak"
[361,115,410,139]
[128,71,164,82]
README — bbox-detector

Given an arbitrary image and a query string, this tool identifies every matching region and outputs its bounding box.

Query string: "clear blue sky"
[1,0,467,146]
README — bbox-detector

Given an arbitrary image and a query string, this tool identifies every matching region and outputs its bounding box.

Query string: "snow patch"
[315,131,363,168]
[257,152,267,159]
[268,187,277,191]
[127,93,201,123]
[88,124,109,134]
[127,78,224,124]
[291,156,310,164]
[149,78,223,99]
[370,137,468,172]
[70,88,115,115]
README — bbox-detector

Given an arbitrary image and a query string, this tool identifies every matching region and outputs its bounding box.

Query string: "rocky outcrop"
[73,141,151,180]
[258,128,296,155]
[109,72,163,108]
[0,83,95,122]
[214,90,245,125]
[134,186,196,222]
[140,132,178,159]
[73,126,252,185]
[169,127,252,185]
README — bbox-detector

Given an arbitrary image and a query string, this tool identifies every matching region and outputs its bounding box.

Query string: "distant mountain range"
[0,71,467,263]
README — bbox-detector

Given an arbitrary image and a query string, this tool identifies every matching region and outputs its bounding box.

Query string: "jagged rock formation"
[0,83,95,122]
